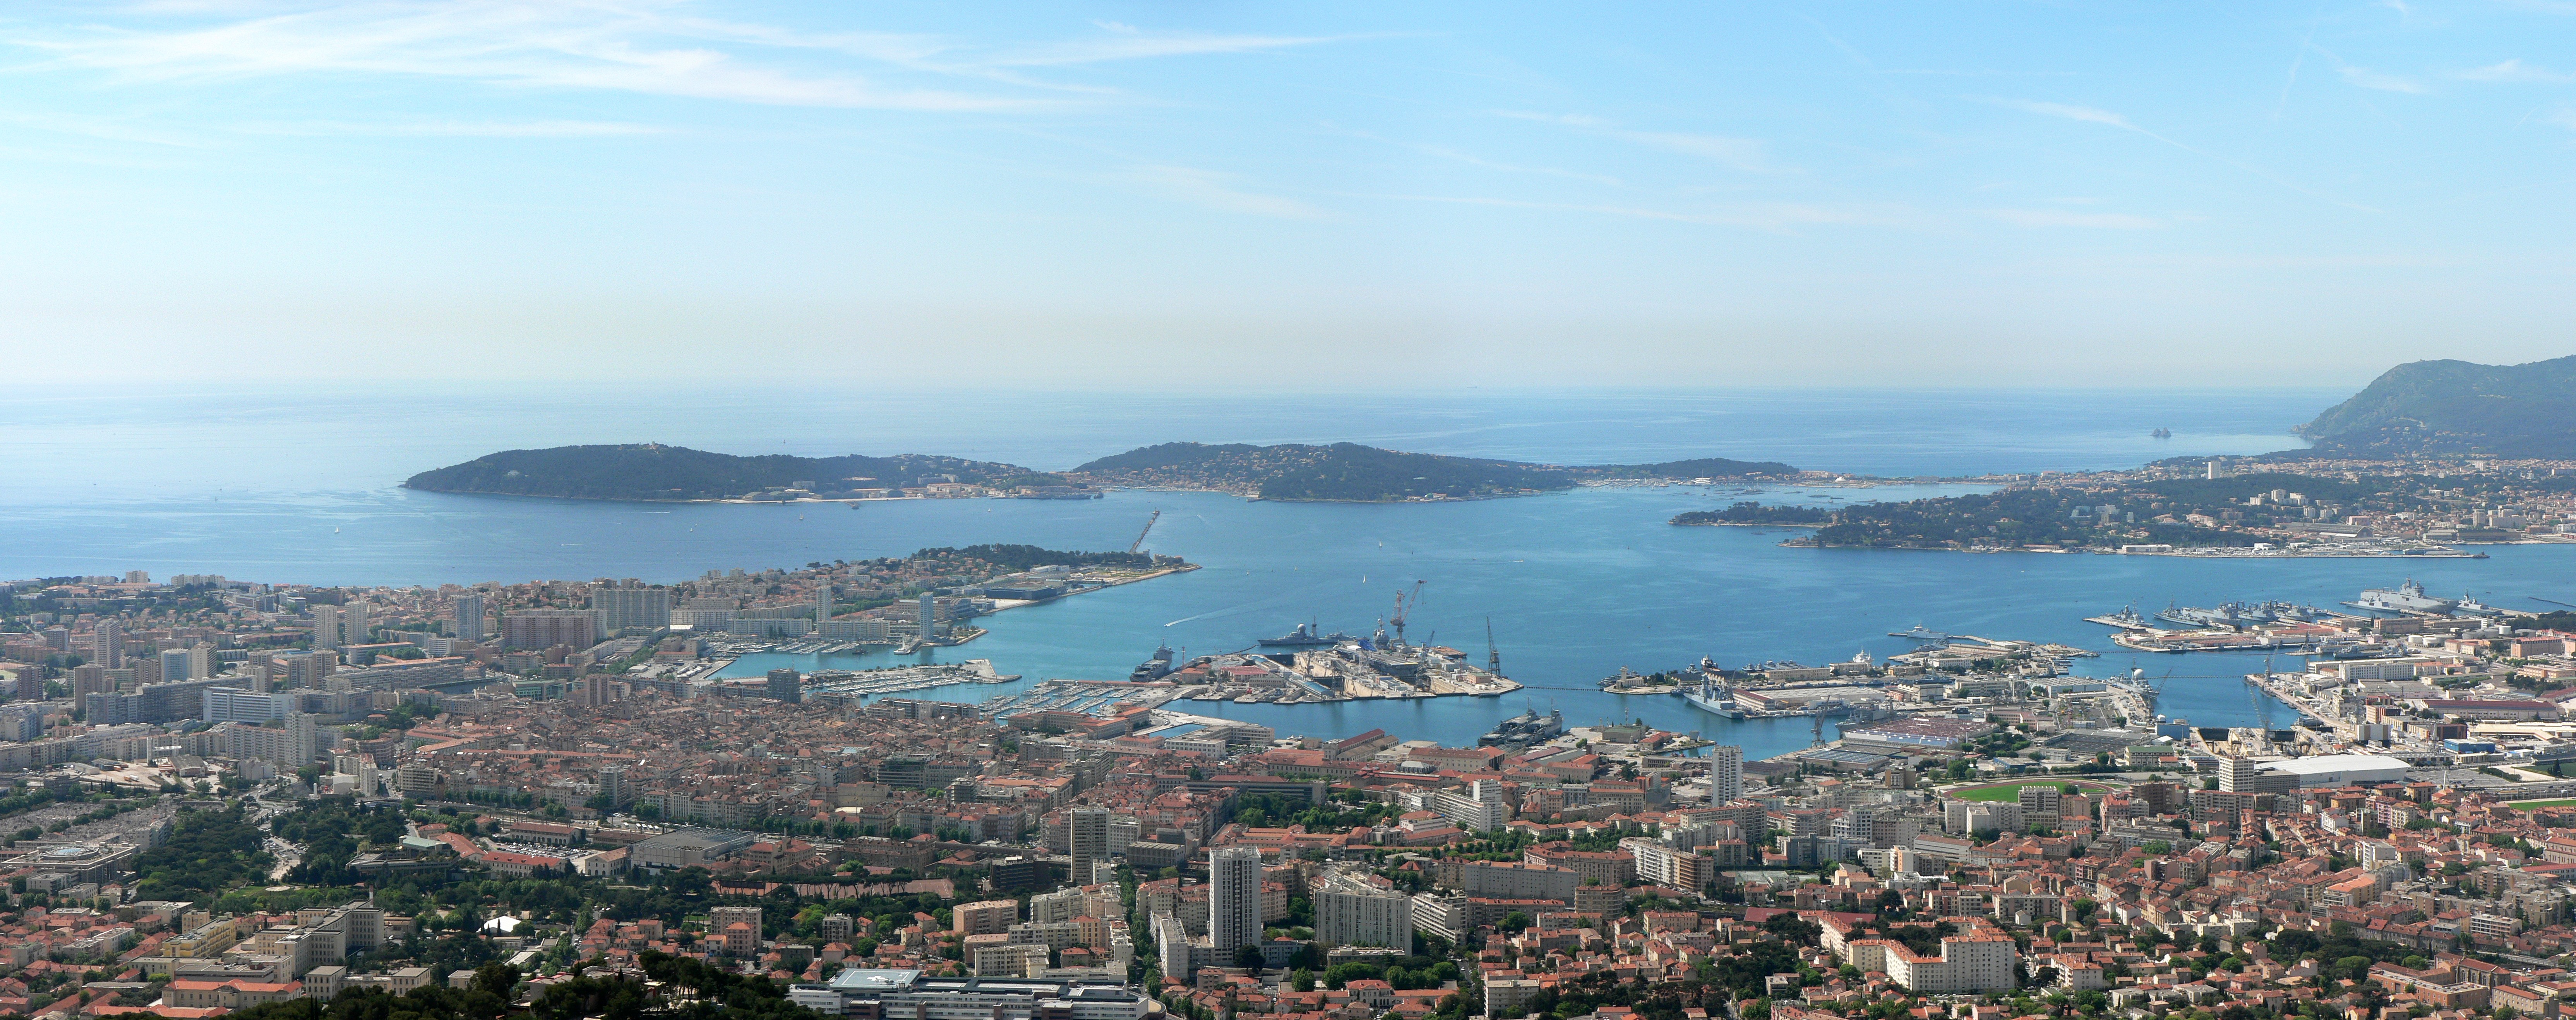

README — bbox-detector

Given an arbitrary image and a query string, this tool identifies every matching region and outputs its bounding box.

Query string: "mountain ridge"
[2293,355,2576,458]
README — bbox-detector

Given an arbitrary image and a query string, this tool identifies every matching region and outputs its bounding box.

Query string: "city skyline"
[5,2,2575,388]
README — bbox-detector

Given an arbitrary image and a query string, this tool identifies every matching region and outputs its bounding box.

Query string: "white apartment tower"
[1709,745,1744,804]
[311,606,341,651]
[452,592,485,642]
[1208,846,1263,954]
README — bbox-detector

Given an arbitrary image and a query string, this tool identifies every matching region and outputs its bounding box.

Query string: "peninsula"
[1674,356,2576,555]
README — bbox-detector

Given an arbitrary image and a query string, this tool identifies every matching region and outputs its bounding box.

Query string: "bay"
[705,486,2576,760]
[14,383,2567,762]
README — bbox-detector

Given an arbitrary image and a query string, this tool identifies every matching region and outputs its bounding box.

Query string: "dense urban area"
[1675,459,2576,556]
[4,539,2576,1020]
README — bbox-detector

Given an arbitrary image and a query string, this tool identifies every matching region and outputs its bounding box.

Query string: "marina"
[799,659,1021,703]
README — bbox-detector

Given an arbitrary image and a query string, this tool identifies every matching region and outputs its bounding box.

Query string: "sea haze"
[0,384,2339,504]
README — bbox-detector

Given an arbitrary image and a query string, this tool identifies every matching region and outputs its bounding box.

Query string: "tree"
[472,963,521,1000]
[1500,912,1532,934]
[1235,946,1265,973]
[1762,912,1821,946]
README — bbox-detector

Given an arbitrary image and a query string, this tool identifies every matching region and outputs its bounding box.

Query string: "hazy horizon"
[8,2,2576,386]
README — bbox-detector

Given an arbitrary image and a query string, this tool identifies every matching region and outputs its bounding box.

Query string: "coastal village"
[1,561,2576,1020]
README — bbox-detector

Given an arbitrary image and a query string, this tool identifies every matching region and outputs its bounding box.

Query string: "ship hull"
[1680,689,1740,718]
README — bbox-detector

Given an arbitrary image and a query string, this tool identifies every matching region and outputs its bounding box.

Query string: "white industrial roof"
[2264,753,2409,776]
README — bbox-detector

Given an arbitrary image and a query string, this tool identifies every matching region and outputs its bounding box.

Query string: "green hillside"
[1072,441,1576,501]
[2297,356,2576,457]
[403,444,1034,501]
[1072,441,1796,501]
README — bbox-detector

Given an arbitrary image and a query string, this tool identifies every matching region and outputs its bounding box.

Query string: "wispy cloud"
[237,119,666,137]
[0,110,203,147]
[1497,112,1775,173]
[1985,208,2160,229]
[1130,166,1325,219]
[2337,65,2425,93]
[2460,58,2576,83]
[1989,97,2375,212]
[1992,100,2138,130]
[1360,192,1920,233]
[1410,144,1624,187]
[984,22,1340,68]
[5,2,1344,112]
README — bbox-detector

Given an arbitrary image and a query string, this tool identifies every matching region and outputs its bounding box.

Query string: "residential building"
[591,585,673,634]
[1709,745,1743,803]
[1069,807,1110,884]
[1208,846,1263,953]
[1314,869,1413,949]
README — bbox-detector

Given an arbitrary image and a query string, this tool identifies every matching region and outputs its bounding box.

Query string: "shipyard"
[2082,579,2533,655]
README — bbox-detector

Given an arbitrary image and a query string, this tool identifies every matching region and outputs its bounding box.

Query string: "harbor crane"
[1128,509,1159,554]
[1486,617,1502,676]
[1390,580,1426,646]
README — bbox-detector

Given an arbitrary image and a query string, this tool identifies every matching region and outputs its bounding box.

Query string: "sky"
[5,1,2575,389]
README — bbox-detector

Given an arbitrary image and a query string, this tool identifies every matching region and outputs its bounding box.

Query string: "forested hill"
[1071,442,1796,501]
[403,444,1035,501]
[2295,355,2576,458]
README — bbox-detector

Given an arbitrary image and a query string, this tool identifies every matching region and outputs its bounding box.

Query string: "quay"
[799,659,1020,703]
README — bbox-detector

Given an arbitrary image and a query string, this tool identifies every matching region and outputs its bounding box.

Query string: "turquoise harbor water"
[9,385,2573,760]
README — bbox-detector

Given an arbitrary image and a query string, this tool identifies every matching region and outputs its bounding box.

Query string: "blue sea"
[10,384,2571,759]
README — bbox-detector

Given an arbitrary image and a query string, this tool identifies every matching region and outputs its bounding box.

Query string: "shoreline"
[1772,538,2492,558]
